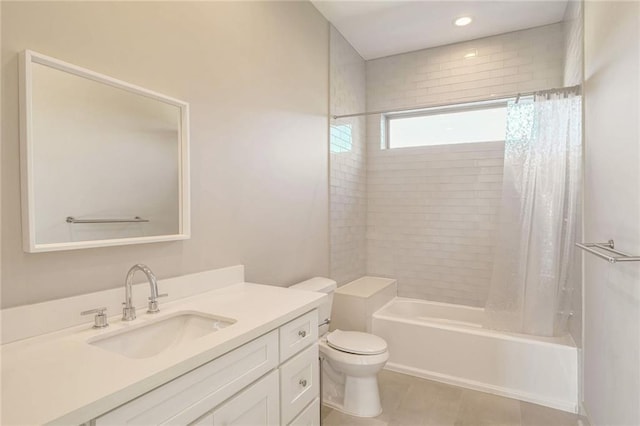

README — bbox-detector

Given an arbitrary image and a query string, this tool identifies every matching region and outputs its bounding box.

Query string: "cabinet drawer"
[279,310,317,362]
[280,344,319,425]
[288,398,320,426]
[95,331,278,425]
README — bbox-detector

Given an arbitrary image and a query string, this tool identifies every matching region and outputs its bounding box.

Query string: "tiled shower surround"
[329,27,367,285]
[366,142,505,306]
[330,23,569,306]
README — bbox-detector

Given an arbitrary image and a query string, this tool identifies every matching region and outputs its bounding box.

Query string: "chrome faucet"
[122,264,167,321]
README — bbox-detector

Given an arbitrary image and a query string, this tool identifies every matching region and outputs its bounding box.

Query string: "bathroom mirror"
[19,50,190,252]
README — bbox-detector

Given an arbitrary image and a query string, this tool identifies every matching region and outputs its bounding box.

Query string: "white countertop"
[1,282,325,425]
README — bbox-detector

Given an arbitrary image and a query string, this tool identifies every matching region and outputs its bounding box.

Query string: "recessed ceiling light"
[454,16,473,27]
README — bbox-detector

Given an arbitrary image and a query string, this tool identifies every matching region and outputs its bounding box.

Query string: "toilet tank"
[290,277,336,335]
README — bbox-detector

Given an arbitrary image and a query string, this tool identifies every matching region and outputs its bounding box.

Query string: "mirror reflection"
[22,51,189,251]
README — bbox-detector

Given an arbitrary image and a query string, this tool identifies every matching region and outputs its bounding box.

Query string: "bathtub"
[372,298,579,413]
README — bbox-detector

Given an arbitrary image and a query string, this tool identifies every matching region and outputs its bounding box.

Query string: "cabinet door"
[212,370,280,426]
[189,413,213,426]
[279,344,319,425]
[288,398,320,426]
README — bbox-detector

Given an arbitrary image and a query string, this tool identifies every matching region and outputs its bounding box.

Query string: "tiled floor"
[321,370,589,426]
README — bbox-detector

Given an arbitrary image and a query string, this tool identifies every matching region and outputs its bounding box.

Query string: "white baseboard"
[579,401,592,424]
[384,362,579,414]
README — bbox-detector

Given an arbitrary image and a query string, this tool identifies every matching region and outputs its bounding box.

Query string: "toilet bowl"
[289,278,389,418]
[319,330,389,417]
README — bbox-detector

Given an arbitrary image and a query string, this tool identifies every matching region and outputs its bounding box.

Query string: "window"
[330,123,353,153]
[385,100,508,149]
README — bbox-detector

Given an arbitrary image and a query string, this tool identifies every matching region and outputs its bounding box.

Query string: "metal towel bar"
[66,216,149,224]
[575,240,640,263]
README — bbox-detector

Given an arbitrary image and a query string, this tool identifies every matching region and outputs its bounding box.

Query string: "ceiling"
[311,1,569,60]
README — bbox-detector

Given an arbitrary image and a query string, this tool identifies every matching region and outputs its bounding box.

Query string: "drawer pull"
[298,330,307,338]
[299,379,308,387]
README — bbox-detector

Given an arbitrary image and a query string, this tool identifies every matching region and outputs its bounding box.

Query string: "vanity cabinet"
[195,371,280,426]
[289,398,320,426]
[279,345,320,425]
[92,310,319,426]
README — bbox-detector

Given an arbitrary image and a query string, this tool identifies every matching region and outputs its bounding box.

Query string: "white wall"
[329,26,367,285]
[1,1,329,308]
[583,2,640,424]
[365,24,565,306]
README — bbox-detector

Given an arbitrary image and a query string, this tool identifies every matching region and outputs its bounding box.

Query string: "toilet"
[290,277,389,418]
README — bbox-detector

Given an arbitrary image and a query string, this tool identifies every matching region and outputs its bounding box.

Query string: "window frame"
[382,98,512,150]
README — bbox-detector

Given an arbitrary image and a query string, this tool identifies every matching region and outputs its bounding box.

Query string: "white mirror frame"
[19,50,190,253]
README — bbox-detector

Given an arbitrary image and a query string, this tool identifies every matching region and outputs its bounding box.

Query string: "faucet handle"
[122,302,136,321]
[81,307,109,329]
[149,293,168,300]
[147,293,168,314]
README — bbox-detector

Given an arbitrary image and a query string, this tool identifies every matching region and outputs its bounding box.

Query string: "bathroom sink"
[88,311,236,359]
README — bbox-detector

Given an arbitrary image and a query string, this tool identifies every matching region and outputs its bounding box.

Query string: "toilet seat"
[319,340,389,367]
[326,330,387,355]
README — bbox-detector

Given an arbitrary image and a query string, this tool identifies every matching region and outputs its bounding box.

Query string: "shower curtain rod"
[331,84,581,119]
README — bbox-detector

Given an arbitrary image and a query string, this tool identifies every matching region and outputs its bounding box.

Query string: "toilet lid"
[326,330,387,355]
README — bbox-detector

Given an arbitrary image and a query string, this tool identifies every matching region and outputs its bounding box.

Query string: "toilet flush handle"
[319,318,331,327]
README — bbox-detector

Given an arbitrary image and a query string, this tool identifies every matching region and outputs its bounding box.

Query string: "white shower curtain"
[484,92,582,337]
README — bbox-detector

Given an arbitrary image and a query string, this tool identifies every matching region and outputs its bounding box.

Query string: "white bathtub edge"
[384,362,579,414]
[373,313,576,349]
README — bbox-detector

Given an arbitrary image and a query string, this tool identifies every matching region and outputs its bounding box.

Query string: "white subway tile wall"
[365,24,565,306]
[330,27,367,285]
[563,0,584,87]
[366,24,565,112]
